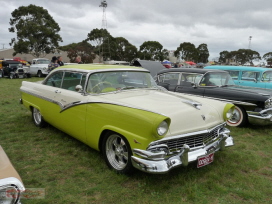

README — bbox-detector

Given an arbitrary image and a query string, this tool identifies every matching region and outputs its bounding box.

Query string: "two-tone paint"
[20,64,234,173]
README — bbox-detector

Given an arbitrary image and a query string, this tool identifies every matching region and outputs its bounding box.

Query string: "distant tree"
[161,49,169,61]
[219,50,231,64]
[174,42,198,61]
[263,52,272,64]
[235,49,261,65]
[197,43,209,63]
[9,4,62,58]
[139,41,164,61]
[110,37,137,61]
[86,28,112,62]
[60,41,96,63]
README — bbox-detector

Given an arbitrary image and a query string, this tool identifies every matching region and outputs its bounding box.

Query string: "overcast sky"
[1,0,272,61]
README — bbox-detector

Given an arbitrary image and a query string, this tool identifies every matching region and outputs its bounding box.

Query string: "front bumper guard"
[247,108,272,125]
[131,132,233,174]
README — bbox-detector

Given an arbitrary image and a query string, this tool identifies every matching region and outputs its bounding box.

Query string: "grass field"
[0,77,272,204]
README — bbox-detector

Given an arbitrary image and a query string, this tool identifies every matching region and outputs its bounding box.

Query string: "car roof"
[53,64,148,73]
[205,65,272,72]
[157,68,227,74]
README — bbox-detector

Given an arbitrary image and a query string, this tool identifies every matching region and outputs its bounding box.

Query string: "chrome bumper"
[131,131,234,174]
[247,108,272,125]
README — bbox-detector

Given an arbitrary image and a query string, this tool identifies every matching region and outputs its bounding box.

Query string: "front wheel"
[102,132,133,174]
[32,107,47,127]
[9,74,14,79]
[227,105,248,127]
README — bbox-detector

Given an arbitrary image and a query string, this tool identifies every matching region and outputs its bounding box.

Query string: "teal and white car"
[205,65,272,89]
[20,64,235,174]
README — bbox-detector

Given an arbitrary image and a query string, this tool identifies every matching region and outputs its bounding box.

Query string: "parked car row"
[0,58,51,79]
[205,65,272,89]
[156,68,272,127]
[20,64,235,174]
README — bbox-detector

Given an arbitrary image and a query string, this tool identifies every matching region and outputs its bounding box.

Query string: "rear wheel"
[102,132,133,174]
[227,105,248,127]
[37,71,43,78]
[32,107,47,127]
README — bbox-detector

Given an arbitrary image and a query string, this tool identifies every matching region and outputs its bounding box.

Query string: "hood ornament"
[182,100,202,110]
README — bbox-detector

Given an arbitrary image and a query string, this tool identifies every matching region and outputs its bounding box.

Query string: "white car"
[29,58,50,77]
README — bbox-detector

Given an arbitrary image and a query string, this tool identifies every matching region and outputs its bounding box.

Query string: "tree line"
[8,4,272,65]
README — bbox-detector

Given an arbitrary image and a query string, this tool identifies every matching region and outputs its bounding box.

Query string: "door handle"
[55,90,61,93]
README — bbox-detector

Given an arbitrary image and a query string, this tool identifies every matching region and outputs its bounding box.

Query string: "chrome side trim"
[20,88,167,116]
[175,92,257,106]
[20,88,64,107]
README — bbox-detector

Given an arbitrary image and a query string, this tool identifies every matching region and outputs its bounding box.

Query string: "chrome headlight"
[265,98,272,109]
[226,107,234,120]
[157,121,169,136]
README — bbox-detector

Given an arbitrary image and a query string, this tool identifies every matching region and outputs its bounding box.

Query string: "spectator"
[48,56,59,71]
[75,56,83,64]
[57,56,64,66]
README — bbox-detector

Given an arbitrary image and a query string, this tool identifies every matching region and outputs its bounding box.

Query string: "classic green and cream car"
[20,64,235,174]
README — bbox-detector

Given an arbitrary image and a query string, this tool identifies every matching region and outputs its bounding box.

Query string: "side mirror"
[191,82,197,87]
[75,85,83,92]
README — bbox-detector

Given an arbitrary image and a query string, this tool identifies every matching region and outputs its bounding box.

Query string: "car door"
[174,73,205,96]
[43,71,88,142]
[238,71,265,88]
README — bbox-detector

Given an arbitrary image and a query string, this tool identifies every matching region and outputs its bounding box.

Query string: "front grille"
[151,125,222,151]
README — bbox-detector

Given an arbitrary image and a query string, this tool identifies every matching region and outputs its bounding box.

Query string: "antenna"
[99,0,110,62]
[248,36,252,49]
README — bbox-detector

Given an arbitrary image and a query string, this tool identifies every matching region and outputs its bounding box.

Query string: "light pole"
[248,36,252,49]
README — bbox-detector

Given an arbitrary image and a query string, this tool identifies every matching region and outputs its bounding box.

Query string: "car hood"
[92,89,226,136]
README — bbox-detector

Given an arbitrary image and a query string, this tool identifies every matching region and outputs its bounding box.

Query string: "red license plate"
[197,153,214,168]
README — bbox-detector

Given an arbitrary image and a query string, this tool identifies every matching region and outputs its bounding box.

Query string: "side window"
[262,71,272,82]
[44,72,63,87]
[182,73,203,84]
[62,72,86,91]
[227,70,239,80]
[241,71,259,81]
[160,73,180,85]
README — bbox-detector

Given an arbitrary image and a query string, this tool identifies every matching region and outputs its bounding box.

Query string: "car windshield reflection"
[199,72,236,87]
[87,71,158,94]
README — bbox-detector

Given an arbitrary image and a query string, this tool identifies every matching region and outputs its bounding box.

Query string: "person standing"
[75,56,83,64]
[57,56,64,66]
[48,56,60,71]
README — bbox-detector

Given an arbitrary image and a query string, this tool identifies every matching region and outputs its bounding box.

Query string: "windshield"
[87,71,158,94]
[262,71,272,82]
[199,72,235,86]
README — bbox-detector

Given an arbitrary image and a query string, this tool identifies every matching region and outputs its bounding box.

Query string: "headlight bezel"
[265,98,272,109]
[157,120,169,136]
[223,104,235,121]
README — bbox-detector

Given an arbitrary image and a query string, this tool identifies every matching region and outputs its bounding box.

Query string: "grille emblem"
[201,115,206,120]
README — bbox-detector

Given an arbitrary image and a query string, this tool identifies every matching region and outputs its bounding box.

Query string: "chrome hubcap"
[33,108,42,125]
[228,108,241,124]
[106,134,128,170]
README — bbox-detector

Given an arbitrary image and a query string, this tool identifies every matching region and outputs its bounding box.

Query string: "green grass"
[0,77,272,204]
